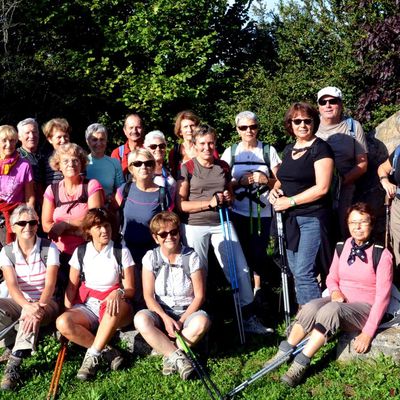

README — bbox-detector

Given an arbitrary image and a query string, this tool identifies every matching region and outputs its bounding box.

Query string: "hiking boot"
[163,350,194,380]
[101,345,124,371]
[244,315,274,335]
[77,350,99,381]
[281,359,309,387]
[0,348,11,363]
[1,355,22,390]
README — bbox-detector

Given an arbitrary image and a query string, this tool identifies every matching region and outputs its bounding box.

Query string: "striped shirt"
[0,238,60,301]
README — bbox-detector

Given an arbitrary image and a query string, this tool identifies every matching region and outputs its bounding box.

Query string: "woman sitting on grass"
[264,202,393,387]
[0,205,59,391]
[134,211,210,380]
[56,208,135,381]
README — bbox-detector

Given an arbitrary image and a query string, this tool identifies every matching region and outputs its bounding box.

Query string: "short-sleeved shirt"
[86,154,124,198]
[179,158,231,226]
[221,141,281,218]
[0,157,33,203]
[44,178,103,254]
[69,240,134,292]
[0,238,60,301]
[316,117,367,176]
[117,182,163,262]
[142,246,201,310]
[277,137,334,215]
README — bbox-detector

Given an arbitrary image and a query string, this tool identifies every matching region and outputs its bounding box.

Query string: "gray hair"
[192,124,217,144]
[127,148,155,166]
[144,130,166,147]
[85,123,108,141]
[235,111,259,126]
[10,204,38,226]
[17,118,39,133]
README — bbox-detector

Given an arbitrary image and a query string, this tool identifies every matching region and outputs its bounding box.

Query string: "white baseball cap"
[317,86,343,101]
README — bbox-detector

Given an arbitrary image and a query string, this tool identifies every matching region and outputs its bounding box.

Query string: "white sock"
[88,346,101,357]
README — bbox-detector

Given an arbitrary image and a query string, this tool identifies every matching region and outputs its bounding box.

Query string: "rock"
[336,327,400,363]
[115,329,152,356]
[375,111,400,155]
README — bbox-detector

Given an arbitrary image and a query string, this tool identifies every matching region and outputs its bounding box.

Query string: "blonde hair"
[0,125,18,141]
[49,143,88,172]
[42,118,71,139]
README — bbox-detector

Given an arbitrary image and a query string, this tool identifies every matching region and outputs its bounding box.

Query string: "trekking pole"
[384,194,392,250]
[218,205,246,345]
[175,331,223,400]
[0,319,18,341]
[47,336,68,400]
[224,337,309,399]
[276,212,291,328]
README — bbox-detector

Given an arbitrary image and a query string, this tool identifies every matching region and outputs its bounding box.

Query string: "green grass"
[1,331,400,400]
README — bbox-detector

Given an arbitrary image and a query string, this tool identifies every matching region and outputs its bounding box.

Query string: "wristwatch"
[289,197,297,207]
[117,288,125,298]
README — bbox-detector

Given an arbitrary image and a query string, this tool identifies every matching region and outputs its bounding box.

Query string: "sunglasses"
[148,143,166,150]
[130,160,155,168]
[292,118,313,126]
[237,124,258,132]
[318,98,340,106]
[157,228,179,239]
[14,220,38,227]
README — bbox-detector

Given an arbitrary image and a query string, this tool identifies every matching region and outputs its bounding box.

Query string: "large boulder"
[337,327,400,363]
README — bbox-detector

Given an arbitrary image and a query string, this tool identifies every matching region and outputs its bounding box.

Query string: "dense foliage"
[0,0,398,149]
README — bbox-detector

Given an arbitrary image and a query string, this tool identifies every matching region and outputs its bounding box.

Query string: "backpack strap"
[118,145,125,160]
[4,239,51,267]
[336,241,384,272]
[159,186,167,211]
[346,117,355,138]
[230,143,238,167]
[77,242,88,282]
[119,181,132,232]
[3,244,15,266]
[391,145,400,175]
[262,143,271,171]
[172,142,181,176]
[184,159,196,181]
[113,242,124,279]
[51,179,89,213]
[51,182,61,208]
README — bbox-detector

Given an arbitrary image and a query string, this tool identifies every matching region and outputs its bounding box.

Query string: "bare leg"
[56,309,95,348]
[287,323,307,347]
[300,329,326,358]
[178,315,210,348]
[134,312,177,357]
[92,301,132,351]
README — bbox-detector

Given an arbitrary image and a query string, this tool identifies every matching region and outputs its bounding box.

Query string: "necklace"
[292,146,312,155]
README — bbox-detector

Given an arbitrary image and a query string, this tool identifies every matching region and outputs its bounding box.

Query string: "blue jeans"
[286,216,321,305]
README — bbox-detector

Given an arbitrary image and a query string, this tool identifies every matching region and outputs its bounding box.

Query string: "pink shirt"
[0,158,33,203]
[44,178,103,254]
[326,238,393,337]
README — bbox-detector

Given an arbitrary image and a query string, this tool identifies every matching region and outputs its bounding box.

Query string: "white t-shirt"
[0,238,60,301]
[69,241,134,291]
[221,141,281,217]
[142,246,201,310]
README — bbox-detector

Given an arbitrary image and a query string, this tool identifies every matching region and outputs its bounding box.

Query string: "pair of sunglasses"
[148,143,166,150]
[14,220,38,227]
[318,98,340,106]
[237,124,258,131]
[156,228,179,239]
[291,118,313,126]
[129,160,155,168]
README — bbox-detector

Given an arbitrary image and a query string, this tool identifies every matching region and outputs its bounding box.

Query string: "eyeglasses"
[237,124,258,132]
[14,220,38,227]
[292,119,313,126]
[61,158,80,166]
[348,220,370,226]
[318,98,340,106]
[148,143,166,150]
[157,228,179,239]
[129,160,155,168]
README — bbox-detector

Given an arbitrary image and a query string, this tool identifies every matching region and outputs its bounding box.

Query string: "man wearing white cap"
[316,86,368,238]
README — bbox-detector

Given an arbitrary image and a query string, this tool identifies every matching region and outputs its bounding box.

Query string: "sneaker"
[244,315,274,335]
[1,355,22,390]
[162,355,177,376]
[77,350,99,381]
[101,345,123,371]
[163,350,194,380]
[281,360,309,387]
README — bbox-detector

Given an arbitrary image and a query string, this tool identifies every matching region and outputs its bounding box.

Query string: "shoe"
[281,360,309,387]
[163,350,194,380]
[244,316,274,335]
[101,345,124,371]
[0,348,11,363]
[1,355,22,390]
[263,349,291,369]
[77,350,99,381]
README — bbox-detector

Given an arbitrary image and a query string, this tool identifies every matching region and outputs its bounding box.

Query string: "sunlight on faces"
[89,222,112,246]
[153,221,180,250]
[18,123,39,152]
[194,133,216,162]
[0,135,17,158]
[59,154,81,177]
[236,117,258,145]
[147,139,166,162]
[49,129,70,150]
[124,115,143,142]
[347,210,372,245]
[291,112,314,141]
[87,131,107,157]
[180,119,197,141]
[318,96,342,124]
[12,212,38,240]
[129,156,155,181]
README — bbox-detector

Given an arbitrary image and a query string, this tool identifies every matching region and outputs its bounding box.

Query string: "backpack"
[229,142,271,176]
[346,117,355,139]
[151,245,194,296]
[4,238,52,267]
[76,242,123,282]
[51,179,89,213]
[118,145,125,160]
[390,145,400,175]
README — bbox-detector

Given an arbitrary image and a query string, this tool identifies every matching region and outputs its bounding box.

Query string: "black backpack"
[51,179,89,213]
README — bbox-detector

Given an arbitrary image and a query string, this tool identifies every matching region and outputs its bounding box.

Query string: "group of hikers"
[0,85,398,393]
